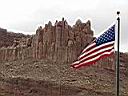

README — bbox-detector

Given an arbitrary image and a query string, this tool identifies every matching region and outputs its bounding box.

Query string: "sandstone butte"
[1,18,93,62]
[0,18,115,70]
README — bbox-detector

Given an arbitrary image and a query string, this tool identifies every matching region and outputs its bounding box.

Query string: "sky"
[0,0,127,52]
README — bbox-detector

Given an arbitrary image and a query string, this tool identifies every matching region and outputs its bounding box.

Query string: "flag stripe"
[79,47,114,63]
[71,48,114,67]
[81,42,95,54]
[71,24,115,69]
[79,42,114,61]
[72,49,114,68]
[79,41,114,59]
[73,47,114,67]
[79,43,114,61]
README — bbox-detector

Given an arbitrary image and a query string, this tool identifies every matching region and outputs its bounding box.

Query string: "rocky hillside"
[0,27,30,48]
[0,52,127,96]
[0,18,127,96]
[120,52,128,76]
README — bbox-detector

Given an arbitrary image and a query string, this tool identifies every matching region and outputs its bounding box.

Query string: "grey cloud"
[6,2,128,52]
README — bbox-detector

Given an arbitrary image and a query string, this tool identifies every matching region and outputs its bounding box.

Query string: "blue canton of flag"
[71,24,115,68]
[96,25,115,46]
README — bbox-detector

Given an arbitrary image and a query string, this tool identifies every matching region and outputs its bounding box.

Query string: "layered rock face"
[33,18,94,63]
[0,37,33,61]
[0,28,32,61]
[0,18,93,63]
[0,18,116,70]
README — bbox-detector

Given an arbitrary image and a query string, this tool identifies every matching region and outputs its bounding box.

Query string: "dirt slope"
[0,53,128,96]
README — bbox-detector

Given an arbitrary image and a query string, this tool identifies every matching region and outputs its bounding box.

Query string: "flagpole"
[116,11,120,96]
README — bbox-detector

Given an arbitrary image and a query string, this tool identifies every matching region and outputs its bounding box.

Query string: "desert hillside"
[0,53,127,96]
[0,27,30,48]
[0,19,127,96]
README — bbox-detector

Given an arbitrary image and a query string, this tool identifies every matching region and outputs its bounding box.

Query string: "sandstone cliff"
[0,18,94,63]
[33,18,94,63]
[0,18,121,70]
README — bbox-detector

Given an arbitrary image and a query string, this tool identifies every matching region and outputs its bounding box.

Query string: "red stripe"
[71,63,79,68]
[79,47,114,64]
[71,52,114,68]
[81,43,96,54]
[72,47,114,67]
[79,43,114,60]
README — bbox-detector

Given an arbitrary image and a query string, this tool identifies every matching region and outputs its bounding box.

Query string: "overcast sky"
[0,0,127,52]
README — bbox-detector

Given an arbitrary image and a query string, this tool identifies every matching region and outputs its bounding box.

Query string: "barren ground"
[0,58,128,96]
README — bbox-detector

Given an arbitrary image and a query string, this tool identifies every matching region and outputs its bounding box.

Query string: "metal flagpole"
[116,11,120,96]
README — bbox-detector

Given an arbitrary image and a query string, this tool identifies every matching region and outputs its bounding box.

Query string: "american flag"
[71,24,115,68]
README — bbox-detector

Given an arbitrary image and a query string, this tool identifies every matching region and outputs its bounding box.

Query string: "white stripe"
[74,49,114,68]
[79,46,114,62]
[72,61,79,65]
[82,43,95,53]
[79,41,114,59]
[78,43,95,59]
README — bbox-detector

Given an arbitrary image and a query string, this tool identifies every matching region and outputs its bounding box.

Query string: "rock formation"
[33,18,94,63]
[0,28,32,61]
[0,18,116,70]
[0,28,29,48]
